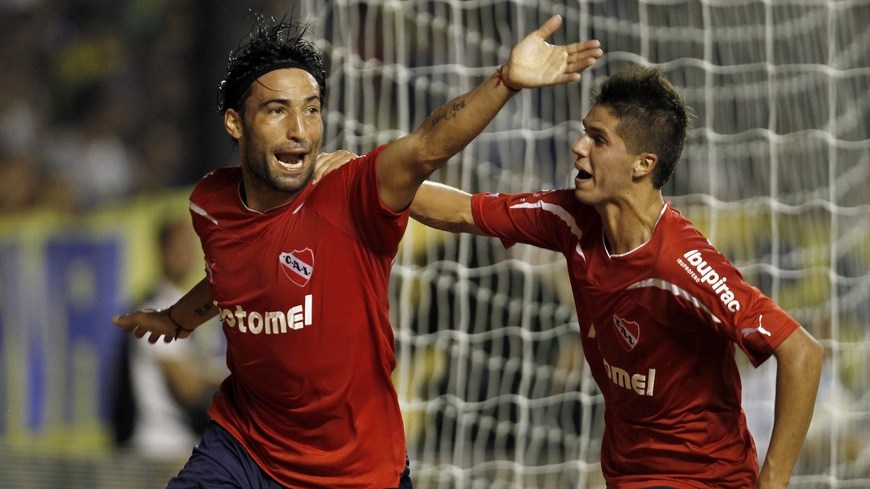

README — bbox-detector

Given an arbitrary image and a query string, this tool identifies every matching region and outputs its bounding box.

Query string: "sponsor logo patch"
[677,249,742,313]
[603,359,656,396]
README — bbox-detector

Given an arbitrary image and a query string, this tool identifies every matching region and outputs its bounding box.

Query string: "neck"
[239,174,299,213]
[597,192,665,255]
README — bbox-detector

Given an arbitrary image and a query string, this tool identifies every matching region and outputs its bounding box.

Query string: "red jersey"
[189,145,406,488]
[471,189,799,489]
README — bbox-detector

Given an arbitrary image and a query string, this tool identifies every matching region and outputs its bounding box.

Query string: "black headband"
[224,60,316,110]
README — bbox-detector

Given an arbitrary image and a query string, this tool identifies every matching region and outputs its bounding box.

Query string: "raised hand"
[112,308,187,344]
[503,15,603,89]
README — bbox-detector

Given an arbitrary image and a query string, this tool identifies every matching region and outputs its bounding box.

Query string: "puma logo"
[742,315,772,338]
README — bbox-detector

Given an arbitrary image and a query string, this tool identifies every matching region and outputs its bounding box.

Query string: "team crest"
[279,249,314,287]
[612,314,640,351]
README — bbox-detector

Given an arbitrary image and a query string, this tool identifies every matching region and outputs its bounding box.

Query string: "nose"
[285,112,305,140]
[572,133,590,159]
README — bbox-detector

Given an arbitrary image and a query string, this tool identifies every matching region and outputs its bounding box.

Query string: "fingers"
[569,39,604,57]
[112,310,176,343]
[562,40,603,76]
[147,331,167,344]
[174,328,193,341]
[567,40,604,63]
[313,150,358,181]
[112,313,139,333]
[533,14,563,41]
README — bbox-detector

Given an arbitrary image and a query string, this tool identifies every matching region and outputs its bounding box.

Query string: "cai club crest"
[613,314,640,351]
[279,249,314,287]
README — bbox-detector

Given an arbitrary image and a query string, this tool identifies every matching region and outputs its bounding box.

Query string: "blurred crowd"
[0,0,211,213]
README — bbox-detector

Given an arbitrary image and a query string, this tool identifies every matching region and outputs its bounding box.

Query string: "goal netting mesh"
[303,1,869,487]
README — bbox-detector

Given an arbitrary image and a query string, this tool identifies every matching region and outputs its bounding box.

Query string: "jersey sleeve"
[470,189,592,254]
[329,144,409,256]
[670,239,800,367]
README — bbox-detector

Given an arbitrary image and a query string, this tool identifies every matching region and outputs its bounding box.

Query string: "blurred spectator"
[134,118,187,194]
[0,151,40,212]
[113,217,226,473]
[43,85,139,210]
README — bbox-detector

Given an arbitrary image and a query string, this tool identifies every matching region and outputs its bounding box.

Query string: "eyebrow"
[259,95,321,108]
[581,119,605,134]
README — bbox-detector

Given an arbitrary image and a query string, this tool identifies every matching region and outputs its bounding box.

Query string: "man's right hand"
[314,150,358,182]
[501,15,603,90]
[113,309,185,344]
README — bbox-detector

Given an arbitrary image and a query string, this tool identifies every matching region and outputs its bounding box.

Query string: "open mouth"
[577,169,592,180]
[275,151,306,169]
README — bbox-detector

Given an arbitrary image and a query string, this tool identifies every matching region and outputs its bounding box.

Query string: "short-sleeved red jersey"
[471,189,799,489]
[189,145,407,488]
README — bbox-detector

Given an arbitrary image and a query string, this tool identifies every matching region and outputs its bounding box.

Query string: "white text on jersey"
[603,359,656,396]
[678,250,741,313]
[218,295,313,334]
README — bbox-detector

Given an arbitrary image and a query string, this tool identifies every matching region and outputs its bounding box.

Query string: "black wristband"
[167,305,195,339]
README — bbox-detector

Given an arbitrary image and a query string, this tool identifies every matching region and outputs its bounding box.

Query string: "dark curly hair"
[217,12,327,114]
[591,66,695,188]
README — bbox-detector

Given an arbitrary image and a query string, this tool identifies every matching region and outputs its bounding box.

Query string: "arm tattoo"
[425,99,466,128]
[194,301,216,318]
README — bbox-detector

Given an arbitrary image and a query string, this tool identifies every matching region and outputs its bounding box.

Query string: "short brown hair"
[591,66,695,188]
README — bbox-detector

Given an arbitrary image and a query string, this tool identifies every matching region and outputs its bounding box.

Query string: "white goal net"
[303,1,869,488]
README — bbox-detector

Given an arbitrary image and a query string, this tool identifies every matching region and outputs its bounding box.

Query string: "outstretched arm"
[411,181,481,234]
[376,15,602,211]
[757,326,823,489]
[112,278,218,343]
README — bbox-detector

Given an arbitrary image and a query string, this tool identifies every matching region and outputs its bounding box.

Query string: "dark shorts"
[167,421,413,489]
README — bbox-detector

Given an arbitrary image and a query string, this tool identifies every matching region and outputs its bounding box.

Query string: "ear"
[224,109,243,140]
[633,153,657,179]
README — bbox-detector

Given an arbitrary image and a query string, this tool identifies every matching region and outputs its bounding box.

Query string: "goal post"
[303,1,869,487]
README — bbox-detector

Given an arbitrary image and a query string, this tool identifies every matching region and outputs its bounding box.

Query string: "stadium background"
[0,0,867,488]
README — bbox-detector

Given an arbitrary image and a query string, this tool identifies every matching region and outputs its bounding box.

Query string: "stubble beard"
[248,149,315,195]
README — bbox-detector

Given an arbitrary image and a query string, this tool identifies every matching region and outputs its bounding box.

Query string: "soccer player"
[111,13,603,489]
[408,66,824,489]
